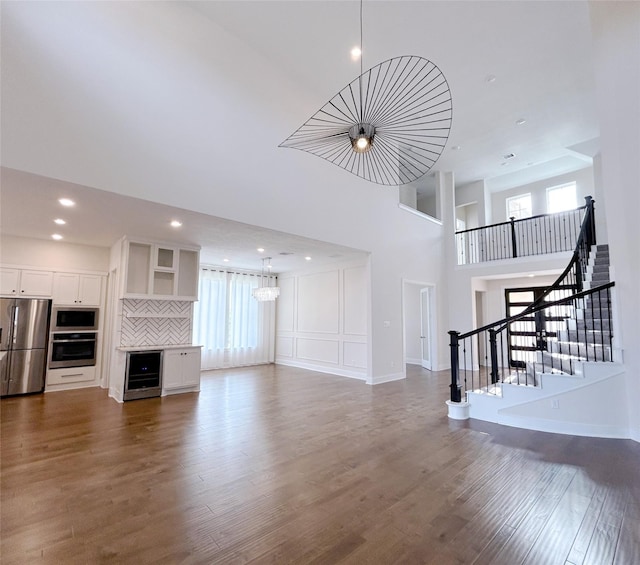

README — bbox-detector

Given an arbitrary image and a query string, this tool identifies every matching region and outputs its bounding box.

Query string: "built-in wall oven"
[49,332,97,369]
[48,307,99,369]
[51,307,99,332]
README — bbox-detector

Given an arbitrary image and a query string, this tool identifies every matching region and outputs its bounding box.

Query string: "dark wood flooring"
[1,364,639,564]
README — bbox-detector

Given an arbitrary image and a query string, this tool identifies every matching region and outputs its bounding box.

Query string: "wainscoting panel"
[297,271,339,334]
[275,260,369,380]
[276,336,294,358]
[296,338,339,365]
[343,341,367,368]
[343,265,367,336]
[277,277,295,332]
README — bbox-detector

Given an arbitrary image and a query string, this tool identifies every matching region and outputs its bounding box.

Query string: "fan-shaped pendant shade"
[280,55,453,186]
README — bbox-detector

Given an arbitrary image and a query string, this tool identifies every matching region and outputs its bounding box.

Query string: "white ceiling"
[0,1,600,270]
[0,167,367,273]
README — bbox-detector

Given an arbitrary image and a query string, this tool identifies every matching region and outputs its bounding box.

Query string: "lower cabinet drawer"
[47,366,96,385]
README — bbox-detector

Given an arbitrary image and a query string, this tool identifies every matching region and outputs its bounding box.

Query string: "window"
[193,268,275,369]
[506,193,532,220]
[546,182,577,213]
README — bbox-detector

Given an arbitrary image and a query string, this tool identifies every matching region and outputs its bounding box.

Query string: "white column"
[589,1,640,441]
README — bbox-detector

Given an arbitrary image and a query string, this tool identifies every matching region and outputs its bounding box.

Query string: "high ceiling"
[0,1,599,271]
[188,0,598,191]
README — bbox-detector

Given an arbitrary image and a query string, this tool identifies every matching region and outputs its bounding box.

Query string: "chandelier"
[280,0,452,186]
[252,257,280,302]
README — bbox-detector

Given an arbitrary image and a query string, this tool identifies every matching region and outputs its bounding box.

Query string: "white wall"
[590,1,640,442]
[0,234,109,273]
[480,274,559,326]
[416,193,437,219]
[447,253,570,349]
[455,180,488,226]
[490,167,595,223]
[276,259,369,381]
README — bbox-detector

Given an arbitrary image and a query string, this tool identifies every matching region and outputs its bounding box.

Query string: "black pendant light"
[280,1,452,186]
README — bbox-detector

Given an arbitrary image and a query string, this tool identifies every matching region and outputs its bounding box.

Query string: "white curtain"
[194,268,275,370]
[193,269,227,369]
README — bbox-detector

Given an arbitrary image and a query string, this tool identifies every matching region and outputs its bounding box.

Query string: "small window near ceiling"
[506,193,532,220]
[547,182,577,213]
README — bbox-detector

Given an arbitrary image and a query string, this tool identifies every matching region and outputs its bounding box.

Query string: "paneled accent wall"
[120,299,192,347]
[275,261,368,380]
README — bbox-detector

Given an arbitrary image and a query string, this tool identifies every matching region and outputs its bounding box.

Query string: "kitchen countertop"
[116,344,203,351]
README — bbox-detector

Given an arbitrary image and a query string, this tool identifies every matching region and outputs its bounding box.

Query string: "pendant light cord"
[358,0,364,123]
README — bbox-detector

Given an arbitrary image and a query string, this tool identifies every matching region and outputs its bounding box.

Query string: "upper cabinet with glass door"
[122,239,199,301]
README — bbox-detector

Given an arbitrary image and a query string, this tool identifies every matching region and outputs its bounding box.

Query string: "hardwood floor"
[1,364,639,564]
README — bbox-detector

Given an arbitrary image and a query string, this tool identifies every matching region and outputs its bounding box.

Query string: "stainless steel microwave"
[51,307,99,332]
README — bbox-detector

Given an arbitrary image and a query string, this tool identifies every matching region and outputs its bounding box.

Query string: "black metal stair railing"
[455,199,590,265]
[448,196,614,403]
[449,282,615,401]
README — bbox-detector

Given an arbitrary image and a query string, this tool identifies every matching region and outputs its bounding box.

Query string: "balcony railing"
[455,199,592,265]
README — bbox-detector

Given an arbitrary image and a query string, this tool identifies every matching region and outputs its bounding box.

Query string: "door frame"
[402,279,437,371]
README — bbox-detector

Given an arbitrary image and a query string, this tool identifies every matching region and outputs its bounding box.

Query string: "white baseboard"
[45,382,100,393]
[275,358,367,381]
[108,387,124,403]
[495,413,631,439]
[367,371,406,385]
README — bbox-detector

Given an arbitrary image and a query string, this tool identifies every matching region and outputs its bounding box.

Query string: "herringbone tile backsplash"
[120,299,192,346]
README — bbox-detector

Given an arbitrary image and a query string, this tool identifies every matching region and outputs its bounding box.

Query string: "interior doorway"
[420,287,433,370]
[403,281,436,371]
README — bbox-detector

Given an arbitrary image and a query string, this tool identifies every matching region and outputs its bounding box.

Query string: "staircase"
[538,245,613,376]
[447,199,626,437]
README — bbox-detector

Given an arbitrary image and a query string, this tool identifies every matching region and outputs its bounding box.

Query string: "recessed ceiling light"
[305,256,312,261]
[58,198,75,207]
[516,118,527,126]
[257,247,265,253]
[528,274,535,278]
[350,46,362,60]
[51,234,63,240]
[54,218,66,225]
[485,75,496,83]
[170,220,182,227]
[223,258,229,262]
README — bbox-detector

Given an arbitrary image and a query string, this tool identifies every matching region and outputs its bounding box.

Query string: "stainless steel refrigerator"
[1,298,51,397]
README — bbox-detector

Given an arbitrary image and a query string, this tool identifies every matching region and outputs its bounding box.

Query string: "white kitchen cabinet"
[177,249,199,298]
[53,273,103,306]
[123,239,199,300]
[0,268,53,297]
[46,365,96,386]
[125,242,152,295]
[162,347,201,391]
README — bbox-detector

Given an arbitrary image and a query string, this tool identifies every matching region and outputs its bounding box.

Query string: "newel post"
[509,216,518,258]
[584,195,596,247]
[449,330,461,402]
